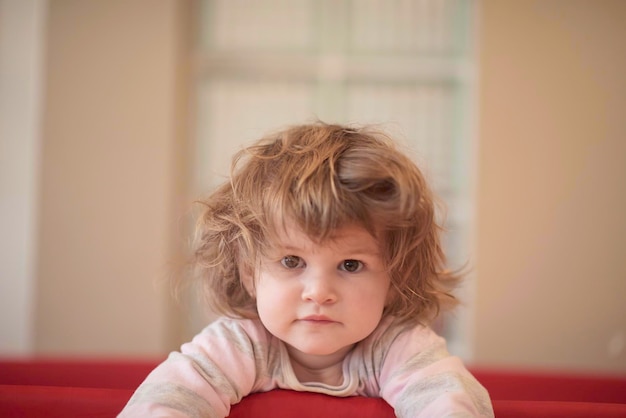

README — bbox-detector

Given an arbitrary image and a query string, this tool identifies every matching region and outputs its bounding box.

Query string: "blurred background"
[1,0,624,375]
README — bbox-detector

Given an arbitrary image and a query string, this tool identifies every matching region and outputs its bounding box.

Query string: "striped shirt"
[118,316,494,417]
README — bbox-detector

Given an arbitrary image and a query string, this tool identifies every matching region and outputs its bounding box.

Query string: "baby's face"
[250,223,391,368]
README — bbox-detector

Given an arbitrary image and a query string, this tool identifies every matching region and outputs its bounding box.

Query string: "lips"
[300,314,337,323]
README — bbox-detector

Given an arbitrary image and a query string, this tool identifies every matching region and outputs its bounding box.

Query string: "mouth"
[299,315,337,324]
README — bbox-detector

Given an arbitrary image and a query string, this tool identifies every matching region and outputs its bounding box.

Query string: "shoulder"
[357,317,452,381]
[183,316,273,356]
[347,317,447,395]
[367,319,494,417]
[353,316,447,374]
[362,316,444,356]
[200,316,269,338]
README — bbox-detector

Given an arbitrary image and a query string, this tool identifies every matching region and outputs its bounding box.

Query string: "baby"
[119,122,494,417]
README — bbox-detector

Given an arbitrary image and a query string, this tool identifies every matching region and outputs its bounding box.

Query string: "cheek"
[254,277,291,313]
[347,292,388,337]
[254,282,296,335]
[255,287,277,311]
[362,275,393,304]
[346,284,389,317]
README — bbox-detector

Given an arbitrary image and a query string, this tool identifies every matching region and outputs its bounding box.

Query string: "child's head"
[192,122,459,325]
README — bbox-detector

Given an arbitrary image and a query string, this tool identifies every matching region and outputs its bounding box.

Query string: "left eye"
[339,259,363,273]
[281,255,304,269]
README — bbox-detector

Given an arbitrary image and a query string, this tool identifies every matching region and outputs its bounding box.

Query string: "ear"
[385,282,397,307]
[240,268,256,298]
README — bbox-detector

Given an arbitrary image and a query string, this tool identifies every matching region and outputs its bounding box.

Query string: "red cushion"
[0,385,132,418]
[471,368,626,403]
[3,385,626,418]
[3,359,625,403]
[228,391,626,418]
[2,359,626,418]
[0,358,158,389]
[492,400,626,418]
[228,389,395,418]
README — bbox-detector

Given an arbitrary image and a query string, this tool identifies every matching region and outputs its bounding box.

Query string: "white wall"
[0,0,47,355]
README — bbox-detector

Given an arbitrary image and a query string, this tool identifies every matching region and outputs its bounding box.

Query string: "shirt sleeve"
[378,324,494,418]
[117,318,270,418]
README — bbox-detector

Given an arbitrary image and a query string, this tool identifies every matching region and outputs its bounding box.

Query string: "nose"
[301,270,337,305]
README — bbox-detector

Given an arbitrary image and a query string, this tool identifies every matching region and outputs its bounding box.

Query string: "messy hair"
[191,122,460,325]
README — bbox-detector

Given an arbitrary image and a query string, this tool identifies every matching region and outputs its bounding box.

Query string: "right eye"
[280,255,304,269]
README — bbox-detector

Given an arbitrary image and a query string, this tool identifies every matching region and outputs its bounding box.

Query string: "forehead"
[273,222,380,254]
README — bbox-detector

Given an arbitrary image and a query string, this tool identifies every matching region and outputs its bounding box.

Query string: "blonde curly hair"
[191,122,460,325]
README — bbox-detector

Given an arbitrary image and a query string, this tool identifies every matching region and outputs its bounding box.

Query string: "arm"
[379,325,494,418]
[118,318,270,418]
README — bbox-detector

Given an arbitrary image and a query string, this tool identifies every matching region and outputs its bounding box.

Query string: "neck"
[287,345,353,386]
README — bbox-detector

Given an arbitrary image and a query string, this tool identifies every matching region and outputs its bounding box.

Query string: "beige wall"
[7,0,624,374]
[475,0,626,373]
[34,0,190,355]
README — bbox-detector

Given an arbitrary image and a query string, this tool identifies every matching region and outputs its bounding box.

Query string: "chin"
[304,347,340,356]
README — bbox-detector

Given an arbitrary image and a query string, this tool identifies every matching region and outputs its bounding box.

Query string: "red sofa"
[1,358,625,417]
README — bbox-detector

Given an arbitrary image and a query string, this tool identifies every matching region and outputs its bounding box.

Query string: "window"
[192,0,477,360]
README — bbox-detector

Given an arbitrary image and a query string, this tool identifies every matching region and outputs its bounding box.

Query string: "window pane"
[193,0,476,359]
[346,82,456,190]
[201,0,316,51]
[348,0,465,54]
[195,79,315,191]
